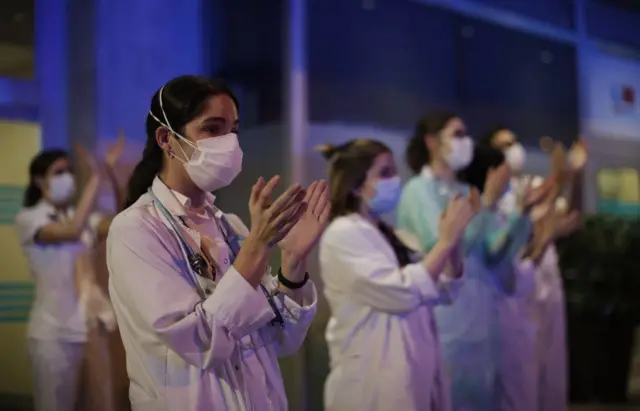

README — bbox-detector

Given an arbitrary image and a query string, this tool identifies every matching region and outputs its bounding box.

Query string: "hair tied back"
[315,144,341,162]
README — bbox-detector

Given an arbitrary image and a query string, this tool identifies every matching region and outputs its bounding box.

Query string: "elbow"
[157,329,237,371]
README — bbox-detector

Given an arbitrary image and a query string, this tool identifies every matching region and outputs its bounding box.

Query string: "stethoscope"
[148,187,285,329]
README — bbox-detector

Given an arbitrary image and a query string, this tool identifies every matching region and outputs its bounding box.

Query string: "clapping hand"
[247,176,308,248]
[439,188,480,246]
[279,180,330,261]
[483,164,510,208]
[568,139,588,173]
[73,142,100,175]
[105,130,126,170]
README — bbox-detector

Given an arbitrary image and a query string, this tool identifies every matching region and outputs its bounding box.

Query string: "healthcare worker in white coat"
[398,112,536,411]
[107,75,330,411]
[15,142,124,411]
[317,138,478,411]
[482,127,584,411]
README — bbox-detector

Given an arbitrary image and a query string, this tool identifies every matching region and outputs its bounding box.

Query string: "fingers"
[468,187,481,211]
[256,175,281,208]
[272,202,308,243]
[250,177,266,205]
[270,184,305,215]
[308,180,328,216]
[312,182,329,217]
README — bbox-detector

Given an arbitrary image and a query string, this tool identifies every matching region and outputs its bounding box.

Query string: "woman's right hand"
[483,163,510,208]
[73,142,100,176]
[439,189,479,246]
[247,175,307,248]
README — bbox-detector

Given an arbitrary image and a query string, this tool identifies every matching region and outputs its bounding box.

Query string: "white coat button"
[205,289,212,295]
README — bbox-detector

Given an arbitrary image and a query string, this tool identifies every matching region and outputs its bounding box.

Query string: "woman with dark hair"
[397,112,536,411]
[480,128,584,411]
[106,75,329,411]
[14,141,124,411]
[317,138,477,411]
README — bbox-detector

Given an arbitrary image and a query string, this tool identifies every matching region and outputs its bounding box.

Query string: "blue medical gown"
[397,172,532,411]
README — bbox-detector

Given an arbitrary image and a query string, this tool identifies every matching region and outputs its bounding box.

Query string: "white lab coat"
[319,213,462,411]
[15,202,104,411]
[107,177,317,411]
[496,177,567,411]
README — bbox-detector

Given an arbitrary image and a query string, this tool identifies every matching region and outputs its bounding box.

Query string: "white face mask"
[504,143,527,172]
[150,86,243,192]
[48,172,76,205]
[445,136,474,171]
[173,132,243,192]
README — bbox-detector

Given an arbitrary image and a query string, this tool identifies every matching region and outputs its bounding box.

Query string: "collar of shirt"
[151,176,218,218]
[35,199,73,222]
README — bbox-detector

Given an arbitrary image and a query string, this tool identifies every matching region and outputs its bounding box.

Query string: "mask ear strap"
[149,86,196,161]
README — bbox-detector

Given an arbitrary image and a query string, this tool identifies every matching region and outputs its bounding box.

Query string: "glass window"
[471,0,575,29]
[597,168,640,217]
[308,0,458,128]
[455,17,578,147]
[0,0,34,79]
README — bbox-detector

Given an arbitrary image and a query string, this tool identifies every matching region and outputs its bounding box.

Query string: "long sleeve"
[320,218,441,314]
[107,214,275,370]
[483,211,534,294]
[222,212,318,357]
[397,179,490,255]
[266,277,317,357]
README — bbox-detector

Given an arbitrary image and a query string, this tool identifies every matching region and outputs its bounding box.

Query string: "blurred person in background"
[481,127,586,411]
[107,75,329,411]
[78,132,132,411]
[317,139,477,411]
[15,140,125,411]
[397,111,539,411]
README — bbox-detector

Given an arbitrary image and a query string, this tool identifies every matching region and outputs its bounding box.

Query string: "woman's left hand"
[105,130,125,170]
[279,180,331,269]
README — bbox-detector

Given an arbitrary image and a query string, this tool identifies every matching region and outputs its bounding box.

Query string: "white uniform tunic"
[319,213,463,411]
[15,201,102,411]
[107,177,317,411]
[496,177,568,411]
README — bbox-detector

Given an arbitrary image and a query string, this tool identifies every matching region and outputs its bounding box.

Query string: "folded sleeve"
[320,220,439,314]
[434,273,465,305]
[263,276,318,357]
[107,213,274,370]
[14,208,52,246]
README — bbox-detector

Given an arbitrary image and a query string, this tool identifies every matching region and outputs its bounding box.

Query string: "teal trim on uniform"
[0,282,34,323]
[0,185,25,226]
[0,282,34,290]
[598,200,640,218]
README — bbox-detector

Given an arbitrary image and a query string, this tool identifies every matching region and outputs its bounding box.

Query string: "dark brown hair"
[318,138,413,267]
[405,110,458,174]
[125,75,238,208]
[316,138,391,220]
[23,150,69,207]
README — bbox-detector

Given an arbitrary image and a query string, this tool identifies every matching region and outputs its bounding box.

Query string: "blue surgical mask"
[366,176,402,215]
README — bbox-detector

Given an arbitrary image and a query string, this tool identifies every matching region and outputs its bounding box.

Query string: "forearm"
[423,239,456,281]
[278,251,306,305]
[105,165,126,212]
[445,243,464,279]
[233,237,270,288]
[72,174,101,233]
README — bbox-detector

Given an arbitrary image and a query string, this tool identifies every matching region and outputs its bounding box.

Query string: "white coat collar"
[150,176,217,217]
